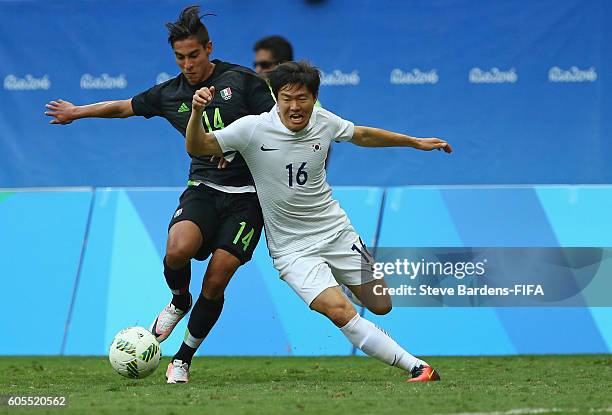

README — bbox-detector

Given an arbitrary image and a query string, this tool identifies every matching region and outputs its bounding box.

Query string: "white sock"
[340,314,426,371]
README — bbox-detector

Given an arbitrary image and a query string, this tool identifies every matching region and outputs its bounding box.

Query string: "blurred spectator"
[253,35,293,75]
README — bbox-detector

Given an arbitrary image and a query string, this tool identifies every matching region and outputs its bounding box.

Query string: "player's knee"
[166,221,202,268]
[202,274,229,299]
[165,242,196,268]
[323,302,356,327]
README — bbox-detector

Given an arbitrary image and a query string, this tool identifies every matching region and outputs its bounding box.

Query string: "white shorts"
[272,227,376,306]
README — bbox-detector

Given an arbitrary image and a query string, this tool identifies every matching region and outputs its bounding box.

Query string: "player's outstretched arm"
[185,87,223,157]
[44,99,135,125]
[352,126,452,153]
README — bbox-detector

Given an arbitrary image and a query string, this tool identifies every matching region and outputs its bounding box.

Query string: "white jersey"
[213,105,354,258]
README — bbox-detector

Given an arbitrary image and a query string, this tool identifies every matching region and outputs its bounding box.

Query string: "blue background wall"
[1,1,610,356]
[1,187,611,356]
[1,0,611,187]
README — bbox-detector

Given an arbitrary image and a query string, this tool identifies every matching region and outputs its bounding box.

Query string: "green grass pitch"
[1,355,610,415]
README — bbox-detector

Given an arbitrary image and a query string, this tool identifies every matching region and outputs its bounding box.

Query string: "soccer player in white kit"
[185,61,452,382]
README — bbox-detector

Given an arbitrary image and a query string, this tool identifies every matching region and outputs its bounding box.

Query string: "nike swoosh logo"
[260,145,279,152]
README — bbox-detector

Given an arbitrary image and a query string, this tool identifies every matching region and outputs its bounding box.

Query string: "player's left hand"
[417,138,452,153]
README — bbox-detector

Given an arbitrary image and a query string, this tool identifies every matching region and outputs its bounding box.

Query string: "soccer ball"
[109,326,161,379]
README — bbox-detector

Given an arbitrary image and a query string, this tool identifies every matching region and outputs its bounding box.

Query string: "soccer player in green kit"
[45,6,275,383]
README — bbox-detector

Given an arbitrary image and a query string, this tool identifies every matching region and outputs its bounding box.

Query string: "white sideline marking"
[440,407,612,415]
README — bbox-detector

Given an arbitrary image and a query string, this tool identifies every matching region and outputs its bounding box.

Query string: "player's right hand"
[192,86,216,111]
[45,99,76,124]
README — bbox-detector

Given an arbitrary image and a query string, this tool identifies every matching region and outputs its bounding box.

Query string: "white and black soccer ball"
[109,326,161,379]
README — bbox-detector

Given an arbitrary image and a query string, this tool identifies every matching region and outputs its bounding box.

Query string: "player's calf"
[346,280,392,315]
[201,249,241,300]
[339,313,438,381]
[364,295,392,315]
[162,221,202,313]
[316,289,437,381]
[172,293,224,365]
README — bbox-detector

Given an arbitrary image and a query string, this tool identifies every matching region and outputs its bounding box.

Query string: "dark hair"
[268,61,320,99]
[253,35,294,63]
[166,5,210,47]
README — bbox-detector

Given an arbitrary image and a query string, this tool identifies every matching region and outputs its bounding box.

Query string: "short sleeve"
[213,115,258,155]
[328,111,355,142]
[131,84,164,118]
[246,75,276,114]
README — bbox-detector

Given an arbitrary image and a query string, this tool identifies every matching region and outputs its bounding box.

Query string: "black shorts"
[168,184,264,264]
